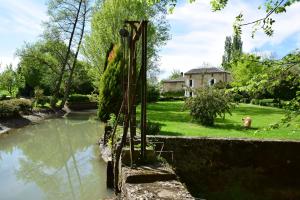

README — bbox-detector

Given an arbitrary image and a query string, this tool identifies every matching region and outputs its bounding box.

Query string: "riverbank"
[0,109,66,136]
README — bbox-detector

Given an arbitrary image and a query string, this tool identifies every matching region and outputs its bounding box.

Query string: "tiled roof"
[184,67,230,75]
[162,77,185,83]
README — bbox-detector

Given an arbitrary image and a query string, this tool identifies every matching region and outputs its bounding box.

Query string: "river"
[0,111,113,200]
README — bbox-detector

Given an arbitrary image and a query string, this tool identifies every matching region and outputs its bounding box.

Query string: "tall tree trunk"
[51,0,83,108]
[61,1,87,108]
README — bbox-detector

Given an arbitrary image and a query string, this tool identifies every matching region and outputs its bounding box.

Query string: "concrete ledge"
[122,180,195,200]
[121,165,194,200]
[122,165,177,184]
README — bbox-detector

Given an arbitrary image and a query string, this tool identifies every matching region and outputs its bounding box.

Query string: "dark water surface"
[0,111,113,200]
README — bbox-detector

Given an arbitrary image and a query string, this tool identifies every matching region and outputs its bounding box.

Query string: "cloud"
[0,0,47,69]
[0,0,47,35]
[159,0,300,79]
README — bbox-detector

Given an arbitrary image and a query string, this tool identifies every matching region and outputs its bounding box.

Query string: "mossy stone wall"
[148,136,300,200]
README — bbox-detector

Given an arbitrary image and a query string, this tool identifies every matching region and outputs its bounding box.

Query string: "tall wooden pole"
[141,21,148,160]
[128,27,135,167]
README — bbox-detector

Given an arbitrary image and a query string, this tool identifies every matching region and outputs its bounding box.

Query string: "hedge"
[250,98,288,108]
[161,90,185,98]
[68,94,90,103]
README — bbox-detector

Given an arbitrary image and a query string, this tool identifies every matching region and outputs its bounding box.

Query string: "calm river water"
[0,111,113,200]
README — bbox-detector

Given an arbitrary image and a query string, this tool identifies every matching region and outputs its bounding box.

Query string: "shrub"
[161,90,185,98]
[159,96,185,101]
[0,94,7,100]
[250,99,259,105]
[146,121,161,135]
[0,99,32,118]
[258,99,274,106]
[185,88,234,126]
[0,100,19,118]
[88,94,98,102]
[147,84,160,102]
[137,120,161,135]
[232,93,243,102]
[240,98,250,103]
[37,96,51,105]
[68,94,90,103]
[12,99,32,112]
[226,87,250,103]
[34,87,44,102]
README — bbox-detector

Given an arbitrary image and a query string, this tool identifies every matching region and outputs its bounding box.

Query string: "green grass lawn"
[139,101,300,140]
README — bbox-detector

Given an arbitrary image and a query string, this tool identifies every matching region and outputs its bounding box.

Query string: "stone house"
[161,77,185,93]
[184,67,231,97]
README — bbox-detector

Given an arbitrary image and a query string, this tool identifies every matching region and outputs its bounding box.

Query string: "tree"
[97,45,123,121]
[168,69,182,80]
[61,0,90,107]
[232,34,243,60]
[143,0,300,37]
[0,64,24,96]
[221,36,232,70]
[17,40,69,96]
[83,0,170,81]
[245,51,300,100]
[221,34,243,70]
[17,39,94,97]
[45,0,91,108]
[230,53,266,87]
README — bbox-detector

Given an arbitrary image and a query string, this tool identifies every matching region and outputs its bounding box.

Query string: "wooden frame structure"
[112,20,148,193]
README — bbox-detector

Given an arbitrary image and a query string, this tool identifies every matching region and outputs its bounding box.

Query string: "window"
[189,91,193,97]
[189,80,193,87]
[208,78,216,86]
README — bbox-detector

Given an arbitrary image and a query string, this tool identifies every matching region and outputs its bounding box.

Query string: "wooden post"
[128,28,134,168]
[141,21,148,160]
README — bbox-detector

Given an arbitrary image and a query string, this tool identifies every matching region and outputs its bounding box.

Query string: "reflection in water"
[0,111,113,200]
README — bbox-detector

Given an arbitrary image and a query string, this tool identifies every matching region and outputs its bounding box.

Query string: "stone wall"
[162,81,185,92]
[148,136,300,200]
[185,72,232,88]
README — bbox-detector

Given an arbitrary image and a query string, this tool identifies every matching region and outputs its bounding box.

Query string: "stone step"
[122,164,177,184]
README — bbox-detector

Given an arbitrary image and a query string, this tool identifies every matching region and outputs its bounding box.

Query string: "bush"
[232,93,243,102]
[13,99,32,112]
[147,84,160,102]
[68,94,90,103]
[0,100,19,118]
[0,99,32,118]
[0,94,7,100]
[137,120,161,135]
[239,98,250,103]
[226,87,250,103]
[185,88,234,126]
[250,99,259,105]
[258,99,274,106]
[147,121,161,135]
[37,96,51,105]
[161,90,185,98]
[159,96,185,101]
